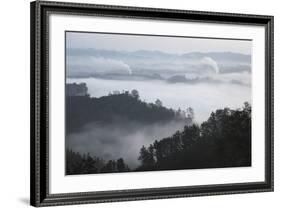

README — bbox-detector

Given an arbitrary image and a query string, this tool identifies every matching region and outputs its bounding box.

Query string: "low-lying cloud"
[67,56,132,76]
[200,57,219,74]
[67,120,186,168]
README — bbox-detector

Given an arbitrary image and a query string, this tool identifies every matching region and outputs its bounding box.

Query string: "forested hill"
[66,91,190,134]
[137,102,251,171]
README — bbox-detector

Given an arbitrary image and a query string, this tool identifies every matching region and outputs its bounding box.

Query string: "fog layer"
[67,120,186,168]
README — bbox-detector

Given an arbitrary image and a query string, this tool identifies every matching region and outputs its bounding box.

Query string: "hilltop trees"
[186,107,194,122]
[155,99,163,107]
[66,149,130,175]
[131,89,139,99]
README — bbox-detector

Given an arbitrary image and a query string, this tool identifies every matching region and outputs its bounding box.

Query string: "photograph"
[30,1,273,206]
[65,32,252,175]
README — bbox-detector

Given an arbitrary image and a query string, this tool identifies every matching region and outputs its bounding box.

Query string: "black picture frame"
[30,0,274,207]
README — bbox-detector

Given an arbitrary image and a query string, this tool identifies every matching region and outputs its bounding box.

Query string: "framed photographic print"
[30,0,274,207]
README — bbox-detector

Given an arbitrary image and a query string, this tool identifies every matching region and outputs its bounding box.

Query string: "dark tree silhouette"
[186,107,194,122]
[155,99,163,107]
[100,160,117,173]
[131,89,139,99]
[117,158,130,172]
[137,103,251,171]
[66,150,130,175]
[66,150,98,175]
[138,145,155,170]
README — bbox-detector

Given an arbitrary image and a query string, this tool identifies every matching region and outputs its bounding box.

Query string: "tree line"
[66,149,130,175]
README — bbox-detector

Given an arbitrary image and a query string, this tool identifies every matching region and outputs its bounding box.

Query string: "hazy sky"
[66,31,252,55]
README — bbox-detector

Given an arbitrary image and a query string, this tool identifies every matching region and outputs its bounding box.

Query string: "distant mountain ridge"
[67,48,251,62]
[181,51,251,62]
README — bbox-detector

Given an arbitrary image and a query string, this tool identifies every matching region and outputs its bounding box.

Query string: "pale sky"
[66,31,252,55]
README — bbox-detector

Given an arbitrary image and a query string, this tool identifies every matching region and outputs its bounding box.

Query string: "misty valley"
[65,32,252,175]
[66,83,251,175]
